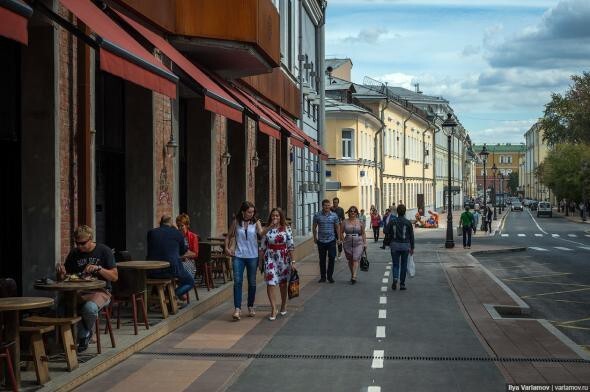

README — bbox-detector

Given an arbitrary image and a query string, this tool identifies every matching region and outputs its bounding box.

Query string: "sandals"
[269,307,277,321]
[248,307,256,317]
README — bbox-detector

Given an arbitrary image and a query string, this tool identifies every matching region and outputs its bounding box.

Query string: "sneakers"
[328,278,335,283]
[400,284,407,291]
[391,280,397,290]
[318,278,326,283]
[232,308,241,321]
[248,307,256,317]
[77,334,91,353]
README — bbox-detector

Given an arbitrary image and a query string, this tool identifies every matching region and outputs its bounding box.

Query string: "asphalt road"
[475,208,590,353]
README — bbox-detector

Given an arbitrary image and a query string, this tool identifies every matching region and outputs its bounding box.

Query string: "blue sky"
[325,0,590,145]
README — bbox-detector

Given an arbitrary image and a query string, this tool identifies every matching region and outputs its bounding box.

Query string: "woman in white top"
[225,201,263,320]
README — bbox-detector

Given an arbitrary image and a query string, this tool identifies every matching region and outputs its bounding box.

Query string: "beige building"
[522,122,553,201]
[473,144,525,200]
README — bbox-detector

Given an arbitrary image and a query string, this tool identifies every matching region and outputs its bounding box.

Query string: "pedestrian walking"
[56,225,118,352]
[260,208,294,321]
[380,209,392,249]
[225,201,264,321]
[331,197,345,260]
[359,209,367,229]
[485,206,493,234]
[385,204,414,290]
[312,199,341,283]
[459,206,474,249]
[472,208,481,235]
[340,206,367,284]
[370,209,382,242]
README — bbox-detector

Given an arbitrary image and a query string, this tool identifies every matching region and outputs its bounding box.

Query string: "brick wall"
[214,115,228,235]
[58,7,78,261]
[154,93,174,223]
[269,137,277,210]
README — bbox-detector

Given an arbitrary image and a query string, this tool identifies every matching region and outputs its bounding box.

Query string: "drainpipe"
[422,124,434,211]
[375,103,386,212]
[295,0,304,235]
[317,1,327,201]
[431,120,440,210]
[402,108,414,205]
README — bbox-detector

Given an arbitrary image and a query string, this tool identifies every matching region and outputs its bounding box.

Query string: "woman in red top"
[176,214,199,299]
[370,210,382,242]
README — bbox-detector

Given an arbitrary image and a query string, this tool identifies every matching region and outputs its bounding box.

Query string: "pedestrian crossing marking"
[529,247,548,251]
[579,246,590,251]
[554,247,572,251]
[518,234,526,237]
[552,234,560,237]
[568,234,577,237]
[368,387,382,392]
[501,234,509,237]
[585,235,590,238]
[379,297,387,304]
[534,234,543,237]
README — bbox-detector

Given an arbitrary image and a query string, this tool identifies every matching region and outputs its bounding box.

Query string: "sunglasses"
[75,239,90,246]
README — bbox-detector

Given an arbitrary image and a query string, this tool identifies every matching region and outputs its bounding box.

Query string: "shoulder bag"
[360,249,370,271]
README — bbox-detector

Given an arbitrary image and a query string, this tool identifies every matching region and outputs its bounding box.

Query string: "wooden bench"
[146,279,177,319]
[20,325,54,384]
[23,316,81,371]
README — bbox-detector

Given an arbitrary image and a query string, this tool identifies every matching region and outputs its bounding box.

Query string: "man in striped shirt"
[313,199,341,283]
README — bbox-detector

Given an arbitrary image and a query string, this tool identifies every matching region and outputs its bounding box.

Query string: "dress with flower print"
[261,226,295,286]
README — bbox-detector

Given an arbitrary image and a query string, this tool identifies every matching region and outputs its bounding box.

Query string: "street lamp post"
[479,144,489,231]
[492,163,498,220]
[442,113,458,249]
[499,173,504,213]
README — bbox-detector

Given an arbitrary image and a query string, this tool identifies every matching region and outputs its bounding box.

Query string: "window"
[342,129,353,158]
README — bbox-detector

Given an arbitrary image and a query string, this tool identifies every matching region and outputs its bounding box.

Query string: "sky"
[325,0,590,145]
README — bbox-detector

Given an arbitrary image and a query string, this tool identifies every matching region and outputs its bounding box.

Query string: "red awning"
[279,114,328,157]
[250,102,305,147]
[59,0,177,98]
[114,10,244,124]
[0,0,33,45]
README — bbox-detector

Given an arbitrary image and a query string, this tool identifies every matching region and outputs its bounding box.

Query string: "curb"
[471,247,527,256]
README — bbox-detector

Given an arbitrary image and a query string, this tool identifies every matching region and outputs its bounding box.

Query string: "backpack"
[390,218,408,243]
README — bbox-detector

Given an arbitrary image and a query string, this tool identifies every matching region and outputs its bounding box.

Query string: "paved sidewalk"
[72,228,589,391]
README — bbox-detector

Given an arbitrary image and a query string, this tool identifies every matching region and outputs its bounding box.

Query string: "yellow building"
[523,122,553,201]
[473,144,525,199]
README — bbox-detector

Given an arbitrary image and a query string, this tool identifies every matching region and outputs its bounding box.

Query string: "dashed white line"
[585,235,590,238]
[371,350,384,368]
[552,234,560,237]
[379,297,387,304]
[501,234,509,237]
[384,271,390,276]
[382,278,389,284]
[534,234,543,237]
[518,234,526,237]
[529,247,548,251]
[554,247,572,251]
[568,234,577,237]
[381,286,387,292]
[378,309,387,319]
[386,266,391,270]
[579,246,590,251]
[368,387,381,392]
[376,326,386,338]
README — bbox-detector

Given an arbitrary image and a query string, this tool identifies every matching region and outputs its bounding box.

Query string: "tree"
[540,72,590,145]
[508,172,518,195]
[541,144,590,202]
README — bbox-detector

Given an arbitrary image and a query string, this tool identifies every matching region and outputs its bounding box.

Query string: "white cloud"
[469,119,537,144]
[328,0,555,6]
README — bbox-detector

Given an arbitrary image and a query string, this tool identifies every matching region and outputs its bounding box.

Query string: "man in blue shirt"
[313,199,341,283]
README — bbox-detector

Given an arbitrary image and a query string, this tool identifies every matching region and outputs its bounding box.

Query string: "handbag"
[456,226,463,237]
[407,254,416,278]
[360,250,369,271]
[288,268,300,299]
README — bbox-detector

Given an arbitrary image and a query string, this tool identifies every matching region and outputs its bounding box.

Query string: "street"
[475,209,590,353]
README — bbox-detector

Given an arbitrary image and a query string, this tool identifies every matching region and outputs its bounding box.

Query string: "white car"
[537,202,552,217]
[511,201,523,211]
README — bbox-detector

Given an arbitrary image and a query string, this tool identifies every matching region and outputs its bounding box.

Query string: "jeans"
[462,227,472,247]
[391,249,409,285]
[78,298,110,340]
[372,226,380,241]
[232,257,258,309]
[317,240,336,280]
[148,266,195,298]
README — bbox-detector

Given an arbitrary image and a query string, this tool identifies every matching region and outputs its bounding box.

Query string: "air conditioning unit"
[405,158,410,165]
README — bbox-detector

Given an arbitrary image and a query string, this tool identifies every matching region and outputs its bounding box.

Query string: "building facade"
[522,122,552,201]
[473,143,525,201]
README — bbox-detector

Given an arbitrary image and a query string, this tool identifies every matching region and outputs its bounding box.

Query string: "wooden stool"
[23,316,81,371]
[146,279,177,319]
[111,292,149,335]
[95,307,115,354]
[20,325,54,385]
[0,340,17,392]
[211,253,227,284]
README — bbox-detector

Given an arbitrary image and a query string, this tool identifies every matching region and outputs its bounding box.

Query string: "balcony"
[119,0,280,79]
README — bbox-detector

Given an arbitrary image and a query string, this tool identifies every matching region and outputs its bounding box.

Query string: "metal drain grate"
[137,351,590,364]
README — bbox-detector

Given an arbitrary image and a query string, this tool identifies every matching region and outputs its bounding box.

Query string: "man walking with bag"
[385,204,414,291]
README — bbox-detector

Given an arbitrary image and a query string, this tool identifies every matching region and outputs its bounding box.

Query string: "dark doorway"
[417,193,425,214]
[227,120,246,227]
[255,134,270,221]
[95,73,126,252]
[0,37,22,291]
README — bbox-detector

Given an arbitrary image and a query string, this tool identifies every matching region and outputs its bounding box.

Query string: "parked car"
[511,201,523,211]
[537,202,552,217]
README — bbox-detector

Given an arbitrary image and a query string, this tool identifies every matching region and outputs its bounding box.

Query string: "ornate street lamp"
[442,113,458,249]
[479,144,489,231]
[491,163,498,220]
[498,172,504,213]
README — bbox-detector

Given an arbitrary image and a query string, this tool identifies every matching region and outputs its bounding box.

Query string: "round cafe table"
[34,280,106,317]
[116,261,169,304]
[0,297,54,384]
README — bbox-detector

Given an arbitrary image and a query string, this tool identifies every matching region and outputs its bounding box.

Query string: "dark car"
[511,201,523,211]
[530,201,538,211]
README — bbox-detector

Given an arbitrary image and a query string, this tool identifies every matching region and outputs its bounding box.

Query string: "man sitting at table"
[56,225,118,353]
[146,215,195,306]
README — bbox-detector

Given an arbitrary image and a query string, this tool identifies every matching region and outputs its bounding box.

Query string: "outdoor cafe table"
[116,260,170,304]
[0,297,54,384]
[33,280,106,318]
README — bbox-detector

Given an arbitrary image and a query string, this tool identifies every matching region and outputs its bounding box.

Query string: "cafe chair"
[95,307,115,354]
[0,339,18,392]
[23,316,81,371]
[110,291,148,335]
[146,279,177,319]
[196,242,215,290]
[19,325,54,385]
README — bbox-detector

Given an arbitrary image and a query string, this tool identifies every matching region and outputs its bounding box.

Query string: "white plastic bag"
[407,254,416,278]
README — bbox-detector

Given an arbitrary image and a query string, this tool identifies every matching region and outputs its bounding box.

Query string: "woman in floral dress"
[261,208,295,321]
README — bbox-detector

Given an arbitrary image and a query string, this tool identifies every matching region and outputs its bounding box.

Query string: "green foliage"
[541,144,590,200]
[507,172,519,195]
[540,72,590,145]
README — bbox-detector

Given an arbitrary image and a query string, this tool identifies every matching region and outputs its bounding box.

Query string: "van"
[537,202,552,217]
